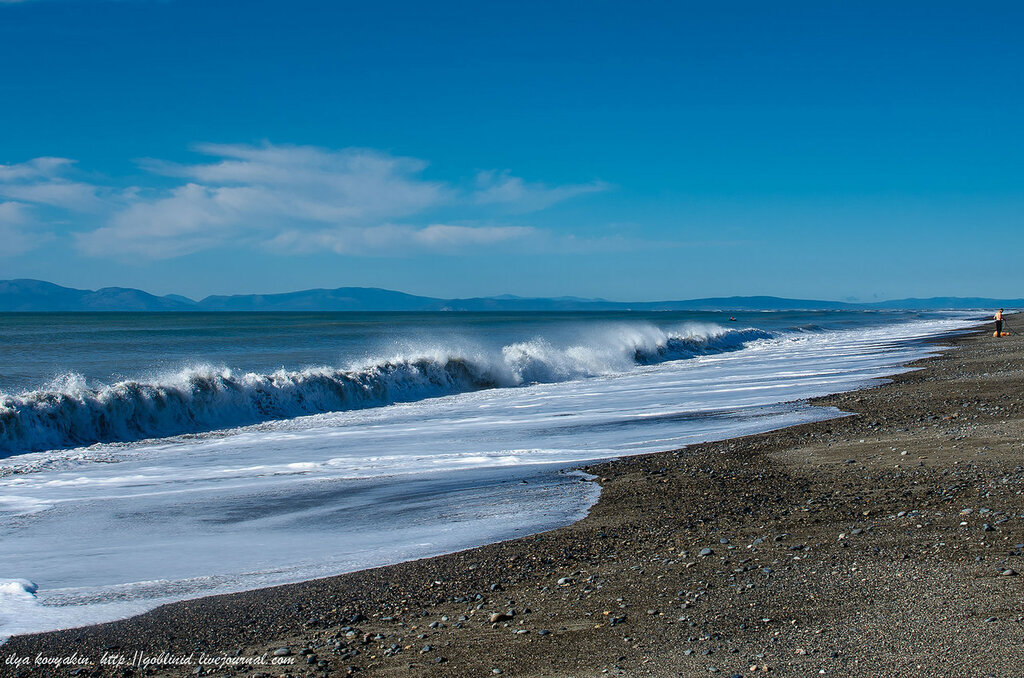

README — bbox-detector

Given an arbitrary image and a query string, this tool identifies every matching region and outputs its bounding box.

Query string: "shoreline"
[7,322,1024,676]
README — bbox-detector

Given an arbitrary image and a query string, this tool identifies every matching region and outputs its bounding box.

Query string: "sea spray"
[0,326,770,454]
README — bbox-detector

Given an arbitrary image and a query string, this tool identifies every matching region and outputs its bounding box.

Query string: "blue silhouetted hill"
[0,279,1020,312]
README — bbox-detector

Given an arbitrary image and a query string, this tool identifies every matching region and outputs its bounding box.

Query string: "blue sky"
[0,0,1021,301]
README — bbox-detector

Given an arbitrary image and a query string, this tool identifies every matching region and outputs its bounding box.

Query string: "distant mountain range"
[0,279,1018,312]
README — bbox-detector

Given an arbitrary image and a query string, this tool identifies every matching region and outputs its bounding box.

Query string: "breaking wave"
[0,326,771,455]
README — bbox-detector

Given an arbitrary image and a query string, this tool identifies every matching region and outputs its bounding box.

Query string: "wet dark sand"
[5,324,1024,677]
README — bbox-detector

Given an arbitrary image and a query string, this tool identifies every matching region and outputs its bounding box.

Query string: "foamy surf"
[0,325,769,455]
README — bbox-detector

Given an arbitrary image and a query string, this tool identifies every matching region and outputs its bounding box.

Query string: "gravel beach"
[4,322,1023,677]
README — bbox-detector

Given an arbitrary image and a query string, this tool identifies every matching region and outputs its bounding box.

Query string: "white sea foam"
[0,325,769,454]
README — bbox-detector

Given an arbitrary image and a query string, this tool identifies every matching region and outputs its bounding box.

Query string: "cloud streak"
[473,170,608,212]
[265,224,537,256]
[1,143,608,258]
[0,158,110,212]
[0,201,49,256]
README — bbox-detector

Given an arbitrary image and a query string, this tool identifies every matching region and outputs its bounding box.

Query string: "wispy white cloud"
[0,201,50,256]
[0,157,111,212]
[0,157,72,181]
[78,183,245,258]
[3,143,608,259]
[264,223,537,256]
[473,170,608,212]
[141,144,449,222]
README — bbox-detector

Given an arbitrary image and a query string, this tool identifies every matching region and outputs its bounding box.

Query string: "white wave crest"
[0,324,770,455]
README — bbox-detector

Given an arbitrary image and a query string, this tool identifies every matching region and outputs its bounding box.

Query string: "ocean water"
[0,310,981,638]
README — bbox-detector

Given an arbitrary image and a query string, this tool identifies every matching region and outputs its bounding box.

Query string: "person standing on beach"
[995,309,1004,337]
